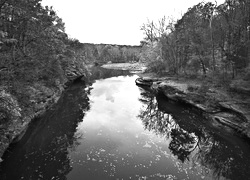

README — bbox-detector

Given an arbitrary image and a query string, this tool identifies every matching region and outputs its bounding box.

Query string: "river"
[0,68,250,180]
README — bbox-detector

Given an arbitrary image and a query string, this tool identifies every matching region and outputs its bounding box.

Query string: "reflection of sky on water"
[81,76,142,132]
[67,75,211,180]
[2,72,249,180]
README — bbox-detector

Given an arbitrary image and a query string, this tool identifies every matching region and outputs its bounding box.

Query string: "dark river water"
[0,68,250,180]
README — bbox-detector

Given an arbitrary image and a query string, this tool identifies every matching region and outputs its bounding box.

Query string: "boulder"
[135,77,153,87]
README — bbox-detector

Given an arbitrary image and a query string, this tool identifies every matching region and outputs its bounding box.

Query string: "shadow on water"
[0,67,131,180]
[0,81,90,180]
[137,87,250,180]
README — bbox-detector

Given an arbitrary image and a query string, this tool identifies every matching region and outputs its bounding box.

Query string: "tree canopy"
[0,0,89,88]
[140,0,250,81]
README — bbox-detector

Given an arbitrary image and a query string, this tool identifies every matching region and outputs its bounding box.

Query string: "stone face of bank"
[136,77,250,138]
[0,65,87,159]
[0,85,62,159]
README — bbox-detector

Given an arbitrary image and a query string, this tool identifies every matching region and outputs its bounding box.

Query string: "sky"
[41,0,225,45]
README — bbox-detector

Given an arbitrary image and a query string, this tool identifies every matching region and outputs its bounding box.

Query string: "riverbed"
[0,68,250,180]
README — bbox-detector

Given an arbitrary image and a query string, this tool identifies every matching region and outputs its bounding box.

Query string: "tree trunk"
[248,30,250,66]
[211,29,216,72]
[198,54,206,76]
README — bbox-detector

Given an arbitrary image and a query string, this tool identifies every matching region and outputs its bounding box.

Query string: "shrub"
[0,88,21,124]
[197,82,210,95]
[187,84,199,92]
[145,60,167,75]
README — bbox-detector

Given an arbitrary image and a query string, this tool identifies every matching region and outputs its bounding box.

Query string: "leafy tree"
[140,0,250,80]
[0,0,89,123]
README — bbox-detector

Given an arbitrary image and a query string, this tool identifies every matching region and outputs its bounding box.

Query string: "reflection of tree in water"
[193,133,250,180]
[137,88,250,180]
[169,128,198,162]
[0,81,91,180]
[138,88,174,138]
[138,88,199,163]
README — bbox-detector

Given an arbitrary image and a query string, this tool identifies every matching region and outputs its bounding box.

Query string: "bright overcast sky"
[42,0,225,45]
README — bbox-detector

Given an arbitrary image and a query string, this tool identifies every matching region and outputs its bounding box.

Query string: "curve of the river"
[0,69,250,180]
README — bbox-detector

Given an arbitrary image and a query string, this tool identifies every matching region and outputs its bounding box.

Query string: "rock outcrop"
[0,63,89,159]
[0,84,62,158]
[135,77,153,87]
[65,59,89,84]
[136,77,250,138]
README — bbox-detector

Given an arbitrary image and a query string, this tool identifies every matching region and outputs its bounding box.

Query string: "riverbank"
[137,74,250,138]
[102,63,250,138]
[0,70,87,160]
[0,83,64,160]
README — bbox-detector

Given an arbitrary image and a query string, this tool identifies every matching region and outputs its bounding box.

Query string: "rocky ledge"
[0,68,87,160]
[0,83,64,160]
[136,77,250,138]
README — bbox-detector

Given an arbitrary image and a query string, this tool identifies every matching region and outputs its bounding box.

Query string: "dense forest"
[0,0,85,156]
[0,0,87,101]
[140,0,250,88]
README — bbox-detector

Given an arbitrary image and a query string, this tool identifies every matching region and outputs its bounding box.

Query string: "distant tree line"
[140,0,250,82]
[71,42,141,64]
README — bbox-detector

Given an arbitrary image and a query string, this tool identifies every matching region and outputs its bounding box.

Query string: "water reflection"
[67,76,214,179]
[0,73,250,180]
[138,89,250,180]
